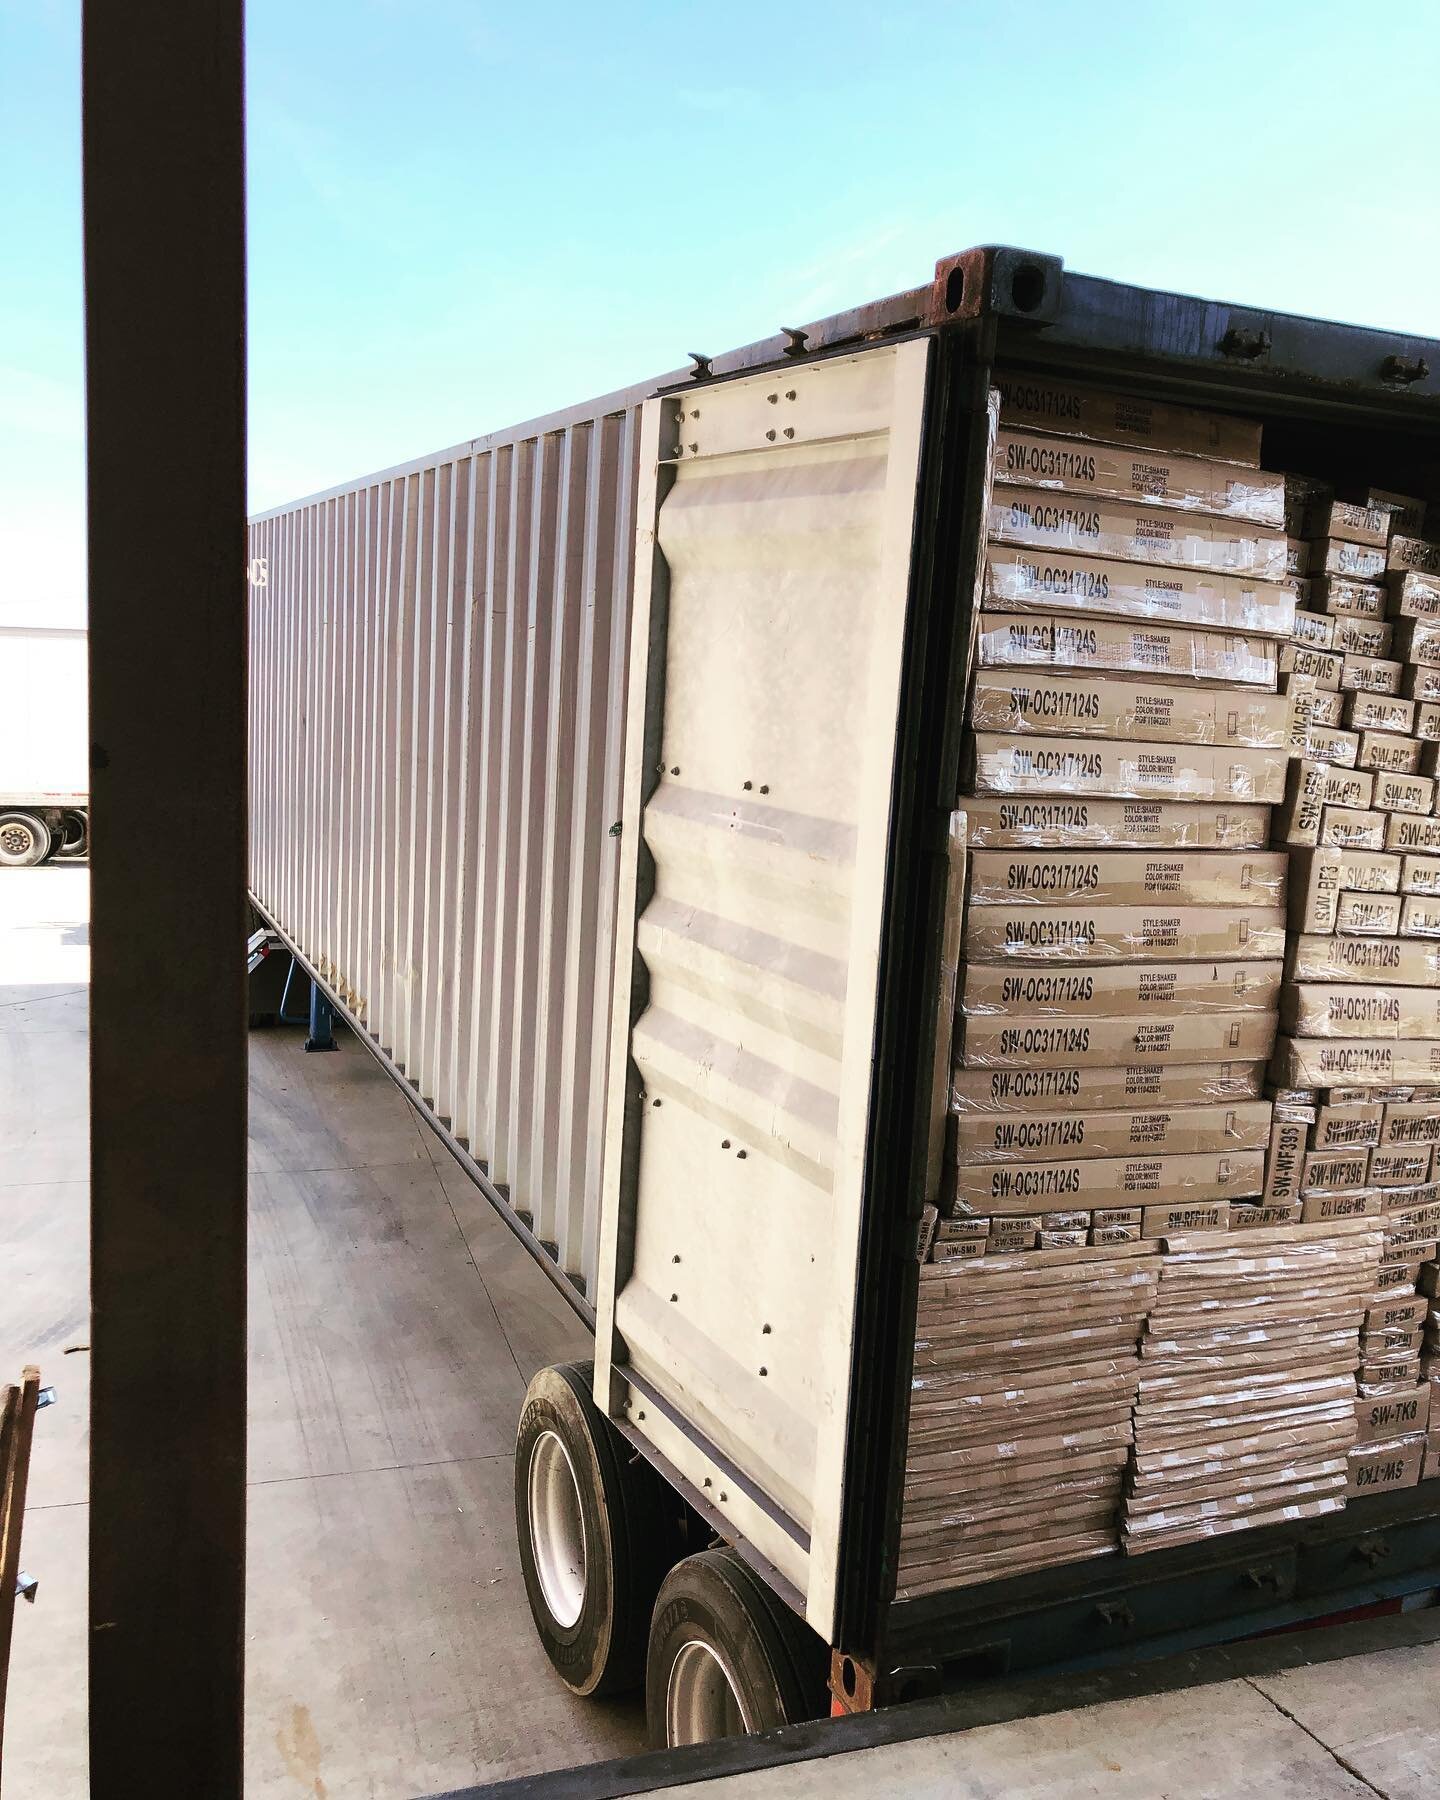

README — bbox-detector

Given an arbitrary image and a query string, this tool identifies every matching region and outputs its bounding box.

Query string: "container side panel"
[249,401,644,1299]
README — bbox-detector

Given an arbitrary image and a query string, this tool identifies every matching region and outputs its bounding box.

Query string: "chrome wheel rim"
[528,1429,586,1629]
[666,1637,753,1745]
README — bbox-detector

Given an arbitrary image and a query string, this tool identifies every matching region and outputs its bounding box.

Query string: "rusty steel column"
[83,1,248,1792]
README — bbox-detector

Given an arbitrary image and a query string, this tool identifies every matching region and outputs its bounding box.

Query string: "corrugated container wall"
[248,387,652,1300]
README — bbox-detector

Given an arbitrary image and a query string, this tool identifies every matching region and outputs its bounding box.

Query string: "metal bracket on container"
[829,1648,941,1712]
[780,326,809,357]
[687,352,713,380]
[1218,323,1272,361]
[1381,353,1430,386]
[926,246,1064,328]
[15,1573,38,1603]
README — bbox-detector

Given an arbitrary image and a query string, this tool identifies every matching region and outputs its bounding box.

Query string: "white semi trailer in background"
[0,624,89,866]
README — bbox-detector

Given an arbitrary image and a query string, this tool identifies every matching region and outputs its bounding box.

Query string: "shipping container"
[0,623,90,865]
[250,247,1440,1746]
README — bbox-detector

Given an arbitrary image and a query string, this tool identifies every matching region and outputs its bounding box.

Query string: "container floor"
[0,863,647,1797]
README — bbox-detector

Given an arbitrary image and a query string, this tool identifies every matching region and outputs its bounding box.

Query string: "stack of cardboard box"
[1121,1219,1383,1550]
[1268,483,1440,1494]
[898,1240,1159,1594]
[907,381,1302,1582]
[957,381,1295,1250]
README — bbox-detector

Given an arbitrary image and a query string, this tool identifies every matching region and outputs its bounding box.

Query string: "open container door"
[594,340,933,1639]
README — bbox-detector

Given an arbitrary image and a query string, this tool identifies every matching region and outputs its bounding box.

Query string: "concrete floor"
[667,1639,1440,1799]
[0,864,646,1798]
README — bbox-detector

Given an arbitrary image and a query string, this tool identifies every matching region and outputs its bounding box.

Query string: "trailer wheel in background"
[54,809,89,859]
[646,1547,828,1748]
[0,811,52,868]
[515,1360,683,1697]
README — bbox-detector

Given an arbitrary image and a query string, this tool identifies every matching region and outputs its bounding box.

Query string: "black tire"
[646,1547,828,1748]
[0,811,51,868]
[515,1360,684,1697]
[54,809,89,860]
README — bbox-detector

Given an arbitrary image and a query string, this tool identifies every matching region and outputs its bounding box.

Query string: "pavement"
[0,864,647,1798]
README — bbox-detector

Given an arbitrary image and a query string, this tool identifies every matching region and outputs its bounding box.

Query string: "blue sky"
[4,0,1440,623]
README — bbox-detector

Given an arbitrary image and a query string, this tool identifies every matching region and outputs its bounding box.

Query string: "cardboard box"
[1291,609,1334,649]
[1261,1116,1305,1205]
[1358,731,1423,775]
[1376,773,1435,816]
[1306,497,1391,549]
[1405,663,1440,701]
[1416,703,1440,741]
[1333,616,1394,658]
[1355,1394,1430,1448]
[975,612,1277,686]
[1141,1200,1234,1235]
[1228,1200,1305,1228]
[930,1236,986,1263]
[1402,854,1440,896]
[1322,769,1380,808]
[1388,570,1440,620]
[1401,895,1440,938]
[1286,537,1310,576]
[994,428,1284,525]
[1336,892,1405,935]
[1382,1102,1440,1147]
[1422,742,1440,779]
[1280,643,1343,689]
[970,734,1288,804]
[950,1062,1264,1114]
[1347,693,1415,734]
[1288,848,1402,934]
[1276,1037,1440,1087]
[1395,615,1440,665]
[1314,576,1388,619]
[1387,813,1440,853]
[964,902,1285,963]
[969,672,1291,748]
[1368,490,1426,538]
[1345,1433,1425,1495]
[1319,807,1385,851]
[1315,539,1388,582]
[1308,687,1347,726]
[1389,536,1440,578]
[1341,655,1403,696]
[1300,1147,1372,1192]
[960,959,1281,1018]
[1304,724,1360,767]
[959,1010,1277,1069]
[960,794,1270,850]
[1365,1293,1428,1331]
[967,848,1286,909]
[994,377,1262,465]
[955,1152,1260,1216]
[981,545,1293,636]
[1289,934,1440,986]
[1283,983,1440,1040]
[1300,1189,1381,1221]
[1371,1147,1434,1186]
[1311,1102,1384,1149]
[988,489,1288,579]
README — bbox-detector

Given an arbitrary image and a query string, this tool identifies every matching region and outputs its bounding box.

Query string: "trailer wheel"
[0,811,52,868]
[515,1361,682,1697]
[646,1547,827,1748]
[54,810,89,859]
